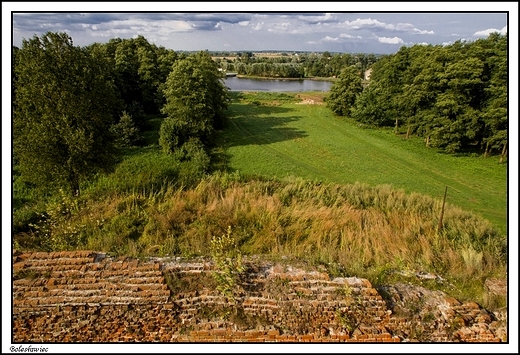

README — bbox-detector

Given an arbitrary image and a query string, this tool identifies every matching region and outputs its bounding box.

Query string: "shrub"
[159,117,184,154]
[26,190,87,251]
[111,111,142,147]
[210,226,245,300]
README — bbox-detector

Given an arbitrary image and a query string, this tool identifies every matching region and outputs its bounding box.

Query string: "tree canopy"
[326,66,363,117]
[159,51,229,154]
[13,32,118,195]
[345,34,507,156]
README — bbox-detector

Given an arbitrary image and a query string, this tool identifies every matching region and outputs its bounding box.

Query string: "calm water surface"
[224,76,333,92]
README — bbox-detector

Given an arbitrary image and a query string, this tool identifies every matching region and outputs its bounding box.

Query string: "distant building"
[364,68,373,81]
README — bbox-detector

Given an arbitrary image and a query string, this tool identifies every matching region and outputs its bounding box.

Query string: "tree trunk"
[499,143,507,163]
[394,118,399,133]
[484,141,489,157]
[437,186,448,233]
[425,135,430,147]
[69,170,80,196]
[406,125,411,139]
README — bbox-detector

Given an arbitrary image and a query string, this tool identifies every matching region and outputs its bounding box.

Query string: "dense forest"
[13,33,226,197]
[326,33,508,156]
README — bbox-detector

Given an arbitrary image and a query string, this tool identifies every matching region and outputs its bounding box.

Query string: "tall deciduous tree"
[326,66,363,117]
[159,51,229,154]
[13,32,117,196]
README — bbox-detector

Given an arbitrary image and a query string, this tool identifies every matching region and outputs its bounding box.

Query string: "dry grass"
[16,172,506,307]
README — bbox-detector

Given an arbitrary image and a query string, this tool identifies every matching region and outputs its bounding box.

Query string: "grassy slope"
[216,93,507,233]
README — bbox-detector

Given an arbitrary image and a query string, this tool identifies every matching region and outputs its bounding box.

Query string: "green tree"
[351,35,507,155]
[481,33,507,159]
[352,80,396,126]
[111,111,142,147]
[13,32,117,196]
[326,66,363,117]
[159,51,229,154]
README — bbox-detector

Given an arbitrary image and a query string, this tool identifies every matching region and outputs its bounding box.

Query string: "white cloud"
[343,18,386,29]
[377,36,404,45]
[88,19,196,38]
[474,25,507,37]
[238,21,249,27]
[413,28,434,35]
[297,13,337,24]
[339,33,362,39]
[252,22,263,31]
[322,36,340,42]
[267,22,291,33]
[340,17,433,36]
[318,33,363,43]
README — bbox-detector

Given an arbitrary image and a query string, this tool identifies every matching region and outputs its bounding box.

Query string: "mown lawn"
[215,92,507,233]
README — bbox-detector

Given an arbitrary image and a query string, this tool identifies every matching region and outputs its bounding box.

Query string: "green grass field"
[215,92,507,233]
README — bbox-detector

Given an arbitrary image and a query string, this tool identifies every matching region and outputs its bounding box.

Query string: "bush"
[111,111,142,147]
[174,138,210,166]
[169,138,210,187]
[159,117,184,154]
[210,226,245,300]
[25,190,87,251]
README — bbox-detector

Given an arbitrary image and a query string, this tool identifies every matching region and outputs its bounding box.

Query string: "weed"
[13,269,49,280]
[13,269,34,280]
[210,226,245,300]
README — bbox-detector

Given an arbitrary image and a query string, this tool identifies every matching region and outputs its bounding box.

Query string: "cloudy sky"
[7,3,512,54]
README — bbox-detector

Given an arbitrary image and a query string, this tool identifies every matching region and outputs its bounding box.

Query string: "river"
[224,76,333,92]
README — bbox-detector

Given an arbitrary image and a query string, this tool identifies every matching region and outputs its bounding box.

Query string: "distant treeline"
[327,33,508,156]
[215,51,380,78]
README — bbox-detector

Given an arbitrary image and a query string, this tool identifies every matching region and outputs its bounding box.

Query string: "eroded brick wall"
[12,250,505,342]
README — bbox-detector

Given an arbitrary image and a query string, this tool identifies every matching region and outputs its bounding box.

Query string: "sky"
[7,3,513,54]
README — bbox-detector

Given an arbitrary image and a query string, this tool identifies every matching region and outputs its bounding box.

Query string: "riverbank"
[236,74,337,82]
[225,76,334,92]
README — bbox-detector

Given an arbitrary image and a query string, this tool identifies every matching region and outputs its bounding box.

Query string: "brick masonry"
[12,250,506,343]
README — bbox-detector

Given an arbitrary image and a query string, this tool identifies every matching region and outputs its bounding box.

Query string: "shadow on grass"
[140,115,163,146]
[219,104,308,147]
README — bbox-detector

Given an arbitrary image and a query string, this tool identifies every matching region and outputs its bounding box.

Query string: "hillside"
[216,92,507,233]
[11,92,509,344]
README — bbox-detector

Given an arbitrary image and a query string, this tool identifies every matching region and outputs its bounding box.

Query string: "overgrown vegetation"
[210,226,245,299]
[13,172,506,308]
[12,32,507,312]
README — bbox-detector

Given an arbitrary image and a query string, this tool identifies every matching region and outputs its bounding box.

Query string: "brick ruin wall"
[12,250,507,343]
